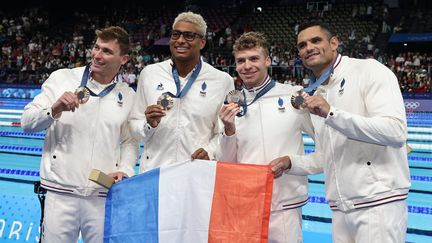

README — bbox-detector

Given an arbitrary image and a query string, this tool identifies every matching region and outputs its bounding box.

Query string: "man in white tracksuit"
[271,21,411,243]
[218,32,314,243]
[129,12,233,172]
[21,26,139,243]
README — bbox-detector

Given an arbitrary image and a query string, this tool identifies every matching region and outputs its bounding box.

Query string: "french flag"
[104,160,273,243]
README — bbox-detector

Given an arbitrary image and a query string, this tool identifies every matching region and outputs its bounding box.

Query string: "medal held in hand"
[157,93,174,110]
[75,87,90,104]
[226,90,245,106]
[290,90,308,109]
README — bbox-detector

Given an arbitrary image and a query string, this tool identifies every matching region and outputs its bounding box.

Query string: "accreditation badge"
[290,90,308,109]
[226,90,244,106]
[157,93,174,110]
[75,87,90,104]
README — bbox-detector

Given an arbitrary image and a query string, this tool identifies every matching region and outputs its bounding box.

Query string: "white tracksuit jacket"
[21,66,139,196]
[289,56,411,212]
[129,59,234,172]
[217,81,315,211]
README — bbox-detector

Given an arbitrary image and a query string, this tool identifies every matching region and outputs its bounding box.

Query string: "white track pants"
[332,200,407,243]
[42,191,106,243]
[269,207,303,243]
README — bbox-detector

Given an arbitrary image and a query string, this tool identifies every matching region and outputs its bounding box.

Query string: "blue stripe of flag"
[104,168,160,243]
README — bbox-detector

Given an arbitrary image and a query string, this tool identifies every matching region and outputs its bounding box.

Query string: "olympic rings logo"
[404,101,420,109]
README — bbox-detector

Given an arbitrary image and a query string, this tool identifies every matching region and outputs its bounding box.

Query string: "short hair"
[173,12,207,36]
[232,32,269,57]
[297,21,335,39]
[95,26,130,55]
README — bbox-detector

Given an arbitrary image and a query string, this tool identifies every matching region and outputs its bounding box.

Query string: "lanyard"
[79,65,117,97]
[304,54,341,94]
[166,59,202,98]
[238,77,275,117]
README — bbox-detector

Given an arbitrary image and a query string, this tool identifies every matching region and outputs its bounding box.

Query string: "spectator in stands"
[395,54,405,67]
[337,39,345,53]
[0,6,428,95]
[272,53,280,66]
[280,56,289,74]
[352,4,358,18]
[205,29,215,50]
[225,25,232,36]
[366,3,373,17]
[294,55,303,79]
[218,31,314,243]
[413,54,421,68]
[271,21,411,243]
[126,67,137,87]
[128,12,233,172]
[20,26,139,243]
[302,73,310,87]
[226,33,234,49]
[218,35,225,47]
[142,51,152,64]
[216,53,226,65]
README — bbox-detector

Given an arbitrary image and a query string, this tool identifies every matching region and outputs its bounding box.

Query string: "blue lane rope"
[0,145,42,152]
[0,131,45,138]
[0,168,39,176]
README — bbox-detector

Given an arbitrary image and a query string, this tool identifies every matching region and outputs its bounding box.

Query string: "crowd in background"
[0,3,431,94]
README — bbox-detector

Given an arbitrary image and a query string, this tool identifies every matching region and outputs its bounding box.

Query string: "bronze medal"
[75,87,90,104]
[157,93,174,110]
[291,90,308,109]
[226,90,244,106]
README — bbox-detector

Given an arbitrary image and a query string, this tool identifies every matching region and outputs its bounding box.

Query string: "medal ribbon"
[79,64,118,98]
[238,76,275,117]
[79,65,91,88]
[303,54,341,94]
[166,59,202,98]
